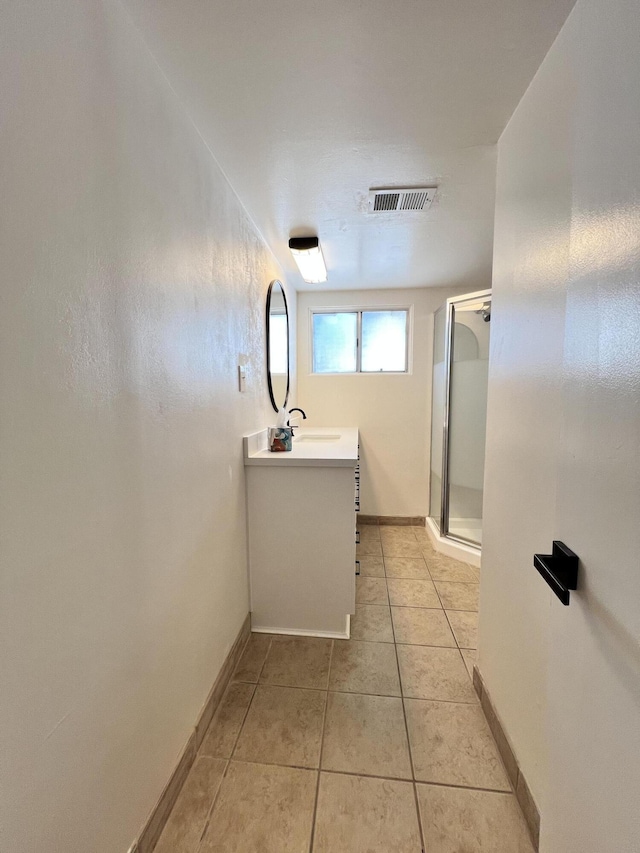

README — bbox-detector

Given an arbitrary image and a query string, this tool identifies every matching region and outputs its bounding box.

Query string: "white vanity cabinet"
[243,427,359,638]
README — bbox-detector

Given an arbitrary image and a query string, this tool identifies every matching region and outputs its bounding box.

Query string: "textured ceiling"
[124,0,576,290]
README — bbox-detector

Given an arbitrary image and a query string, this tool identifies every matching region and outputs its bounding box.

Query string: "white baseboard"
[252,614,350,640]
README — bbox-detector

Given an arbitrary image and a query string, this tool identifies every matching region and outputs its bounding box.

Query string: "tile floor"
[154,526,535,853]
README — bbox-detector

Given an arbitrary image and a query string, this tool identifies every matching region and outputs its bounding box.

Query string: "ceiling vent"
[368,186,437,213]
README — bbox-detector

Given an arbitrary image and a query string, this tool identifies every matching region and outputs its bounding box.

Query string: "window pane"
[269,313,288,374]
[361,310,407,372]
[312,312,357,373]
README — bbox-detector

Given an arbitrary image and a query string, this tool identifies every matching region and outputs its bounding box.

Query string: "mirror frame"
[266,279,290,413]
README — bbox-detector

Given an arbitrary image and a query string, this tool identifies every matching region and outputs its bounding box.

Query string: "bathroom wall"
[480,0,640,849]
[0,1,294,851]
[297,287,470,518]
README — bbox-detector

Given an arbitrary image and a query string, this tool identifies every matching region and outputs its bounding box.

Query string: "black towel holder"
[533,541,579,605]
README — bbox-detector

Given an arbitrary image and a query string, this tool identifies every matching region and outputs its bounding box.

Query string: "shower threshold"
[426,517,481,568]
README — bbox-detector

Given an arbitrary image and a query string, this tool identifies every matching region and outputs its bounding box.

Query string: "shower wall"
[449,310,490,527]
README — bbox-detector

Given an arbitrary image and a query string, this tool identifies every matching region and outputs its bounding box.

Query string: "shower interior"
[429,290,491,550]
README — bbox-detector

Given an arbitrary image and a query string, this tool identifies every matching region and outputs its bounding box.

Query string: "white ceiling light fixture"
[288,236,327,283]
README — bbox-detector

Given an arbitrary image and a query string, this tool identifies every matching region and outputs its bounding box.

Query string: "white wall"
[0,2,294,851]
[480,1,640,849]
[297,287,470,517]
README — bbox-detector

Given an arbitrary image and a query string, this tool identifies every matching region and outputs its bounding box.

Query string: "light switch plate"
[238,364,247,392]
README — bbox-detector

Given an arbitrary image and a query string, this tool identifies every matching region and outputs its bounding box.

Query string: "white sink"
[295,434,341,442]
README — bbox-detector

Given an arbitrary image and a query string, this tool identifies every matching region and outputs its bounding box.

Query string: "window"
[312,309,409,374]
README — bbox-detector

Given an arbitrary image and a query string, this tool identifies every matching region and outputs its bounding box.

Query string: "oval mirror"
[266,280,290,412]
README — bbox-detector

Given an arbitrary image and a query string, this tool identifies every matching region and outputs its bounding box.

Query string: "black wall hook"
[533,541,579,605]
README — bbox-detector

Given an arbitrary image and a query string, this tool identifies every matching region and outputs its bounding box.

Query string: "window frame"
[309,305,412,375]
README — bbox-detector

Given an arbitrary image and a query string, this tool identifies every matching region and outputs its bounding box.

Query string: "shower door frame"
[433,288,492,550]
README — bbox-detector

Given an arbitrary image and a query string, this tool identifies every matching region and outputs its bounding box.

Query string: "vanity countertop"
[243,427,359,467]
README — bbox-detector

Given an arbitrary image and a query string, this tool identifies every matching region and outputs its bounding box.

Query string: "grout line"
[439,606,480,612]
[213,757,514,797]
[441,608,462,650]
[415,780,427,853]
[434,588,475,683]
[388,552,427,853]
[385,547,427,853]
[308,640,333,853]
[316,766,413,785]
[225,683,258,759]
[256,636,275,680]
[395,640,461,650]
[231,683,476,704]
[194,758,229,852]
[251,682,331,693]
[228,637,274,762]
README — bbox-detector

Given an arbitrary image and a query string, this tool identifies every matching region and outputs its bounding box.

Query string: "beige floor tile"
[322,692,412,779]
[380,526,418,543]
[417,784,535,852]
[426,554,478,583]
[356,539,383,557]
[397,645,477,702]
[381,539,423,558]
[446,610,478,649]
[260,636,332,689]
[356,576,389,605]
[357,525,381,541]
[420,547,439,564]
[329,640,400,696]
[154,756,226,853]
[233,633,272,682]
[200,761,316,853]
[387,578,440,608]
[460,648,477,679]
[313,773,423,853]
[434,581,479,611]
[233,685,325,768]
[358,556,385,577]
[384,557,430,579]
[405,700,510,790]
[392,607,456,647]
[411,526,435,548]
[200,682,255,759]
[350,605,394,643]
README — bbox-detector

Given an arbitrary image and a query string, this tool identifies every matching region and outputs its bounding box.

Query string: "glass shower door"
[429,291,491,549]
[447,301,490,546]
[429,306,447,531]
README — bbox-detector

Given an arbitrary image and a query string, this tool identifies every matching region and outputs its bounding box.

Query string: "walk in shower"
[429,290,491,550]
